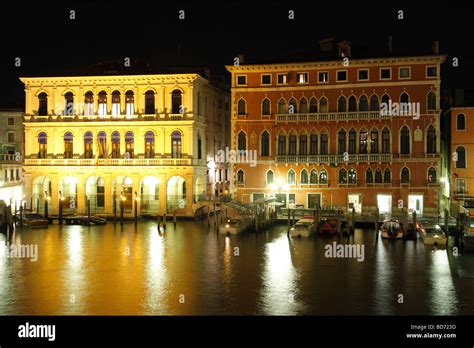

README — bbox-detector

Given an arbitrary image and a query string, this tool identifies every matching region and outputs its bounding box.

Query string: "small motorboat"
[219,218,247,235]
[290,218,316,237]
[22,213,49,228]
[380,220,404,239]
[317,218,340,236]
[419,223,447,246]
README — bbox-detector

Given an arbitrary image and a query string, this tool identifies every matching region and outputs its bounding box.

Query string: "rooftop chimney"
[388,35,393,54]
[432,40,439,54]
[237,54,245,65]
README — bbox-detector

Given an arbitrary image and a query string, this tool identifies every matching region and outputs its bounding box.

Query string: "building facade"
[0,109,24,207]
[21,73,229,217]
[226,51,445,215]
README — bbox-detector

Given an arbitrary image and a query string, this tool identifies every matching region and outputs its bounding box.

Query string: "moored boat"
[219,218,247,235]
[380,219,404,239]
[290,217,316,237]
[22,213,49,228]
[419,223,447,246]
[317,218,340,236]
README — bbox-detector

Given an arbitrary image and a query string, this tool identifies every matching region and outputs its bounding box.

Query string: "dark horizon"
[1,2,473,107]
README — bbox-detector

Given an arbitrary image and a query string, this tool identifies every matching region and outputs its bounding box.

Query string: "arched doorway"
[32,176,51,212]
[167,176,186,210]
[85,176,105,213]
[113,176,133,212]
[140,176,160,214]
[194,176,205,203]
[59,176,78,212]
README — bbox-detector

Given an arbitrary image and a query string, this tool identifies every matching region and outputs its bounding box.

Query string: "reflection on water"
[0,220,473,315]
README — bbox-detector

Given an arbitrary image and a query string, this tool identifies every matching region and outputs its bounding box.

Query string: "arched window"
[145,90,155,114]
[359,95,368,111]
[125,90,135,117]
[383,168,391,183]
[301,169,308,184]
[277,99,286,114]
[64,92,74,116]
[359,128,368,154]
[400,92,409,103]
[289,134,297,155]
[111,131,120,158]
[38,92,48,116]
[319,169,328,184]
[261,131,270,156]
[381,94,390,107]
[320,132,328,155]
[401,167,410,184]
[98,91,107,116]
[38,132,47,158]
[125,131,134,158]
[299,98,308,113]
[348,96,357,112]
[310,170,318,184]
[427,91,436,111]
[366,168,373,183]
[400,126,410,154]
[237,131,246,151]
[348,168,357,184]
[370,95,379,111]
[426,125,436,154]
[288,98,297,114]
[310,133,318,155]
[171,90,182,114]
[375,168,382,183]
[63,131,73,158]
[319,97,328,113]
[457,113,466,130]
[84,131,93,158]
[338,129,346,154]
[237,170,244,184]
[382,127,390,153]
[428,167,437,184]
[309,97,318,113]
[84,91,94,116]
[112,90,121,116]
[97,131,107,158]
[262,98,271,116]
[400,92,409,115]
[338,96,347,112]
[339,169,347,184]
[278,134,286,155]
[171,131,182,158]
[287,169,296,184]
[237,98,246,116]
[300,133,307,155]
[348,128,356,154]
[144,131,155,158]
[266,170,274,185]
[370,128,379,153]
[456,146,466,168]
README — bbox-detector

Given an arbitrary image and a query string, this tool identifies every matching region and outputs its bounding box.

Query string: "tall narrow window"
[237,99,246,116]
[38,132,47,158]
[145,90,155,114]
[348,168,357,184]
[427,91,436,111]
[401,167,410,184]
[359,129,368,154]
[288,98,297,114]
[64,132,73,158]
[320,133,328,155]
[370,95,379,111]
[359,95,368,111]
[370,129,379,153]
[319,169,328,184]
[38,92,48,116]
[456,146,466,168]
[64,92,74,116]
[84,91,94,115]
[400,126,410,154]
[289,134,297,155]
[97,131,107,158]
[112,90,121,116]
[261,131,270,156]
[237,170,244,184]
[299,134,307,155]
[197,134,202,159]
[145,131,155,158]
[338,96,347,112]
[366,169,373,183]
[287,170,296,184]
[310,170,318,184]
[299,98,308,113]
[125,131,134,158]
[126,90,134,117]
[383,168,391,183]
[172,90,182,114]
[348,129,356,154]
[375,169,382,183]
[172,131,182,158]
[338,129,346,154]
[262,98,270,116]
[98,91,107,117]
[278,99,286,114]
[278,135,286,155]
[426,125,436,154]
[111,131,120,158]
[309,97,318,113]
[84,131,93,158]
[457,114,466,130]
[266,170,274,185]
[428,167,437,184]
[310,133,318,155]
[339,169,347,184]
[348,96,357,112]
[237,131,246,152]
[319,97,328,113]
[382,128,390,153]
[301,169,308,184]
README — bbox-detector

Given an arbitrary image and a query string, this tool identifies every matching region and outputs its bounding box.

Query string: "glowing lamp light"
[270,183,277,191]
[440,177,446,183]
[277,178,284,185]
[283,184,290,191]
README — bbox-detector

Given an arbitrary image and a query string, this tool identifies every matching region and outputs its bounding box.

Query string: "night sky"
[1,1,473,107]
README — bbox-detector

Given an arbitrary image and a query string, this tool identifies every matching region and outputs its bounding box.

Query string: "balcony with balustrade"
[24,113,203,123]
[24,154,194,166]
[275,153,393,164]
[275,111,390,123]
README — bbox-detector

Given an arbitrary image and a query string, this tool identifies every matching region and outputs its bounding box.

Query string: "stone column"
[104,174,113,215]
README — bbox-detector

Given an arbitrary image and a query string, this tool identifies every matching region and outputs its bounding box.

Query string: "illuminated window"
[98,91,107,117]
[38,92,48,116]
[84,131,93,158]
[401,167,410,184]
[171,131,182,158]
[112,90,121,116]
[64,92,74,116]
[145,131,155,158]
[126,90,134,117]
[125,131,134,158]
[261,131,270,156]
[64,131,73,159]
[318,72,328,83]
[296,72,308,84]
[171,90,182,114]
[111,131,120,159]
[84,91,94,115]
[38,132,47,158]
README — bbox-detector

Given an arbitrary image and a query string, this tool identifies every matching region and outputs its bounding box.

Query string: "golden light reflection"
[428,249,458,314]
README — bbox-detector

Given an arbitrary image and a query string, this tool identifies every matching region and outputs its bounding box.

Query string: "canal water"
[1,218,474,315]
